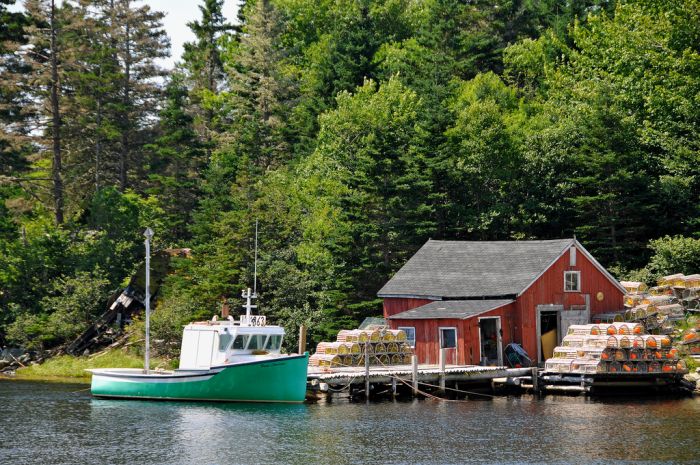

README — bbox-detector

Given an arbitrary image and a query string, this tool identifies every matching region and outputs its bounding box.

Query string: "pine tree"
[107,0,169,191]
[223,0,291,172]
[145,73,206,243]
[182,0,234,150]
[60,0,122,204]
[13,0,81,224]
[0,0,31,177]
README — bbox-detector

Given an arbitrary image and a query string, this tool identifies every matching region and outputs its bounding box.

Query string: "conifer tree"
[14,0,79,224]
[182,0,234,150]
[0,0,31,177]
[223,0,291,172]
[145,73,205,243]
[107,0,169,191]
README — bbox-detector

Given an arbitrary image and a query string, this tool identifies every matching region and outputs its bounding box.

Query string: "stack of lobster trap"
[544,323,688,375]
[309,327,413,369]
[621,273,700,357]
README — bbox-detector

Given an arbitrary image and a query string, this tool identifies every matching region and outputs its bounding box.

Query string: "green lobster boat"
[90,288,309,403]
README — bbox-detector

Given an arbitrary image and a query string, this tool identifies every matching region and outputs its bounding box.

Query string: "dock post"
[412,355,418,395]
[439,348,446,393]
[364,341,370,400]
[392,376,397,397]
[531,366,539,393]
[298,325,307,355]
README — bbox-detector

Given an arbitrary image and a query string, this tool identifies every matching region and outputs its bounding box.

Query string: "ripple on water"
[1,380,698,465]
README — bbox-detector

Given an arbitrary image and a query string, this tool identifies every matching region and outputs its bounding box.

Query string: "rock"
[0,360,9,370]
[18,353,30,364]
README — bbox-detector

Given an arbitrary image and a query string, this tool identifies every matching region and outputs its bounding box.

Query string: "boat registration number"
[242,315,267,327]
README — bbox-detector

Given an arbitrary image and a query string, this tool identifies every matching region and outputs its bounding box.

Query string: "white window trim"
[564,270,581,292]
[438,327,457,349]
[398,326,416,348]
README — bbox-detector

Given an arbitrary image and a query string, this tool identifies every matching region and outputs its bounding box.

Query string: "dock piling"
[412,355,418,394]
[439,348,446,393]
[298,325,307,355]
[364,340,370,400]
[531,366,539,393]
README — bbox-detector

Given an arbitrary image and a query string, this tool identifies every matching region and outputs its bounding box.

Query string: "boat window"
[218,333,233,351]
[265,335,282,351]
[232,334,249,350]
[246,334,268,350]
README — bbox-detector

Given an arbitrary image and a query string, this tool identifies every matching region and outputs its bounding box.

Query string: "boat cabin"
[178,316,285,370]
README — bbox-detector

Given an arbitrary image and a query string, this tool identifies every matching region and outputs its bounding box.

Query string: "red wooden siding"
[515,245,625,358]
[389,302,515,365]
[383,297,435,318]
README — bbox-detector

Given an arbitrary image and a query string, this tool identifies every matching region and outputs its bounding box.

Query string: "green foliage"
[145,74,206,244]
[2,0,699,355]
[15,350,171,380]
[310,78,434,303]
[7,270,112,349]
[645,236,700,279]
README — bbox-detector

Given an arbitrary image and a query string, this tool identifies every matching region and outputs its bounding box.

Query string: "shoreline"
[1,373,91,384]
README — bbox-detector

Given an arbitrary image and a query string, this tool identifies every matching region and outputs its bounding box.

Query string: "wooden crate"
[571,359,600,374]
[620,281,647,294]
[545,358,574,373]
[657,274,684,287]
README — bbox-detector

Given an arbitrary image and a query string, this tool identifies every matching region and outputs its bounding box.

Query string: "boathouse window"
[265,335,282,351]
[218,333,233,351]
[246,334,268,350]
[439,328,457,349]
[232,334,249,350]
[564,271,581,292]
[398,327,416,347]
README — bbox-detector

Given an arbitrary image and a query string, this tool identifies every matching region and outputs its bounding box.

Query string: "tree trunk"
[119,20,130,191]
[50,0,64,224]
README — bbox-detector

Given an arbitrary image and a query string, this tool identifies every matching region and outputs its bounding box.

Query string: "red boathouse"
[378,239,625,365]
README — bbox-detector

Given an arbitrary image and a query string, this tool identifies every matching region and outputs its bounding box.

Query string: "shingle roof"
[378,239,575,298]
[388,300,514,320]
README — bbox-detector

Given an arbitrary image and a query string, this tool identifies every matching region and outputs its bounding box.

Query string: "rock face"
[0,348,37,374]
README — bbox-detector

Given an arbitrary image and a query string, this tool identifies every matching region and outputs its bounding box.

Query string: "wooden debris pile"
[309,327,413,369]
[544,323,687,375]
[621,274,700,356]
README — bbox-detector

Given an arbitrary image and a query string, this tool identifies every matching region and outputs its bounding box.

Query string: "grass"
[12,349,173,383]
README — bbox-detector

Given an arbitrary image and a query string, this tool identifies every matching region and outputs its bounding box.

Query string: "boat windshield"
[247,334,268,351]
[232,334,249,350]
[218,333,233,351]
[265,335,282,351]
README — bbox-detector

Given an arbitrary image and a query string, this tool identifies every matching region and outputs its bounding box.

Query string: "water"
[1,380,699,465]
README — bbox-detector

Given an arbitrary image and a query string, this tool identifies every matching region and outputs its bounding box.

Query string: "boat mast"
[144,227,154,374]
[241,220,259,321]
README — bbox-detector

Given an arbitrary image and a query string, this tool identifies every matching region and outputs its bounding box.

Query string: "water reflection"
[1,380,698,465]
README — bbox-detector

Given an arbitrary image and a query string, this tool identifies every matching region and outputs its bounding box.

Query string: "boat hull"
[89,354,309,403]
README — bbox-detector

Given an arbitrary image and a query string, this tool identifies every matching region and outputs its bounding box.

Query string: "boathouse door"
[536,304,564,362]
[478,317,502,366]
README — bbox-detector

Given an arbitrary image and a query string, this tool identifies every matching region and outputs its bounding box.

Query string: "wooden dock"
[306,364,694,400]
[306,364,533,400]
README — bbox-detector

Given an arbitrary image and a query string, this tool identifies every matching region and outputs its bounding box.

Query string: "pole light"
[144,227,154,374]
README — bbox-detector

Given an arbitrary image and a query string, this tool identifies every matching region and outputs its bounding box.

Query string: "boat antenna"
[241,220,259,322]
